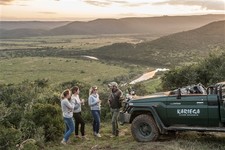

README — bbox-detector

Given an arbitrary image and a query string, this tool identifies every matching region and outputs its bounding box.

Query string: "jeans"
[91,110,101,134]
[111,108,120,136]
[63,117,75,142]
[74,112,85,136]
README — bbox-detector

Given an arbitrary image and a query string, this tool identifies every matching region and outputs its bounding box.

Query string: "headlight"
[129,103,133,106]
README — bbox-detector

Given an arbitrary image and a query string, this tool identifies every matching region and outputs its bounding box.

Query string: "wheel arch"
[130,107,166,134]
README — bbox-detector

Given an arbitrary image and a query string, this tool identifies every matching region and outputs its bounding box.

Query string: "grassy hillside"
[88,20,225,67]
[1,21,224,68]
[0,57,143,85]
[0,34,146,51]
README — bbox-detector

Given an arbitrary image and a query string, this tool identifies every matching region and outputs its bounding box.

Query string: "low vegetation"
[161,52,225,90]
[0,34,150,51]
[0,57,144,85]
[1,79,225,150]
[47,129,225,150]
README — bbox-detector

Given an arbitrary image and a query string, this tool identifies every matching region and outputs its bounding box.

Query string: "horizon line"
[1,13,225,22]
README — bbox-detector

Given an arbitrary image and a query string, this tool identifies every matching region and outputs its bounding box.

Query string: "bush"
[0,79,115,147]
[0,125,22,150]
[162,52,225,90]
[31,103,63,142]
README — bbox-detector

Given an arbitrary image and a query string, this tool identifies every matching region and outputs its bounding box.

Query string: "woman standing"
[71,86,88,140]
[88,86,101,137]
[60,89,75,145]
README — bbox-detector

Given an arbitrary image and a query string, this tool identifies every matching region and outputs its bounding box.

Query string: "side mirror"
[177,88,181,99]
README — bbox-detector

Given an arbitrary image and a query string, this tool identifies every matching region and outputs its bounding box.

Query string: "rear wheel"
[131,114,159,142]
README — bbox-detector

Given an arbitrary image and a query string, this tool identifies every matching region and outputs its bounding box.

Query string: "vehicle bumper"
[119,111,131,125]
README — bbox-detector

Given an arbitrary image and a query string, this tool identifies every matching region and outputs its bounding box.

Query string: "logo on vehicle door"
[177,109,200,116]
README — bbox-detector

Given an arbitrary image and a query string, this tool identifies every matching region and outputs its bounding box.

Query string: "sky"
[0,0,224,21]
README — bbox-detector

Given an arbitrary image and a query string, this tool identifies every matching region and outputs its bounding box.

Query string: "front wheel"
[131,114,159,142]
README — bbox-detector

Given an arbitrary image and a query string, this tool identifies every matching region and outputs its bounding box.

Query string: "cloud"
[0,0,60,5]
[153,0,225,10]
[38,12,57,15]
[0,0,14,5]
[83,0,111,7]
[82,0,151,7]
[123,2,149,7]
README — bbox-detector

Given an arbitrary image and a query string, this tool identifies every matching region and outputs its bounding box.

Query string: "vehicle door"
[166,92,208,126]
[219,84,225,122]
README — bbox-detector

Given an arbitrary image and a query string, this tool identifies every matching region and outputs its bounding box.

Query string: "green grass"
[143,78,162,94]
[0,57,138,85]
[0,34,157,51]
[45,122,225,150]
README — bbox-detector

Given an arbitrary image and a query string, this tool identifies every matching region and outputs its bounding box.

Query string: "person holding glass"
[88,86,101,137]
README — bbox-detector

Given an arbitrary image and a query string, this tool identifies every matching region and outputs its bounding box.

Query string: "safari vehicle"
[120,82,225,142]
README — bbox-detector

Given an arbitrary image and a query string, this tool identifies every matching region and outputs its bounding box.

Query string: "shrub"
[31,103,63,142]
[162,52,225,90]
[0,125,22,150]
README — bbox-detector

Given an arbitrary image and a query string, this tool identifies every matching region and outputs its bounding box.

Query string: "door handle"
[197,102,204,104]
[170,102,181,105]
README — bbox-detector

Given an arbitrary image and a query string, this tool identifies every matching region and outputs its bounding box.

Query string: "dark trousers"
[73,112,85,136]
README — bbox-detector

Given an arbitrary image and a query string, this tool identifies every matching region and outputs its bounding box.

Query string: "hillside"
[87,20,225,67]
[0,28,46,38]
[47,14,225,36]
[0,14,224,38]
[0,21,69,30]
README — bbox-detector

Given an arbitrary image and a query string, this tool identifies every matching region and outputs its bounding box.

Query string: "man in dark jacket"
[108,82,123,137]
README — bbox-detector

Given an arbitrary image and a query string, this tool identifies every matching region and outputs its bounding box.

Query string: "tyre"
[131,114,159,142]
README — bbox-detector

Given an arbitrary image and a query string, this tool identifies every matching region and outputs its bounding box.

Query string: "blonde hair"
[60,89,71,99]
[89,86,98,96]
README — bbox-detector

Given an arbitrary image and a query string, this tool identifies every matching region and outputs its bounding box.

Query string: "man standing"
[108,82,123,137]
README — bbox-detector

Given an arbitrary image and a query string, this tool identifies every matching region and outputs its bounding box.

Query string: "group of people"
[60,82,123,145]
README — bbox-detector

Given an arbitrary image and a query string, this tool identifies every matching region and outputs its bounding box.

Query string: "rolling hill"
[0,14,224,38]
[0,28,46,38]
[0,21,69,30]
[47,14,225,36]
[86,20,225,67]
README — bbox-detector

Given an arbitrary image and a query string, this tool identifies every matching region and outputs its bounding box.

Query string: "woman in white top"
[71,86,87,139]
[60,89,74,145]
[88,86,101,137]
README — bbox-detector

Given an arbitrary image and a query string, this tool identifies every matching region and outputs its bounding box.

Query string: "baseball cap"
[108,82,118,87]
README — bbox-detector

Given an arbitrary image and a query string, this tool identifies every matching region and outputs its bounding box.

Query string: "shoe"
[110,135,116,138]
[67,140,71,144]
[95,133,101,137]
[93,132,97,136]
[61,140,67,145]
[82,136,89,140]
[75,135,81,139]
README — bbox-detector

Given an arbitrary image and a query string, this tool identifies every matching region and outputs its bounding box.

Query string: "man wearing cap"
[108,82,123,137]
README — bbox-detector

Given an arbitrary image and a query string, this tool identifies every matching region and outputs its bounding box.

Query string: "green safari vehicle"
[120,82,225,142]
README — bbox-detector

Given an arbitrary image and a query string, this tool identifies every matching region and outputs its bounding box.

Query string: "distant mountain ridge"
[0,21,69,30]
[47,14,225,36]
[0,14,224,38]
[87,20,225,67]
